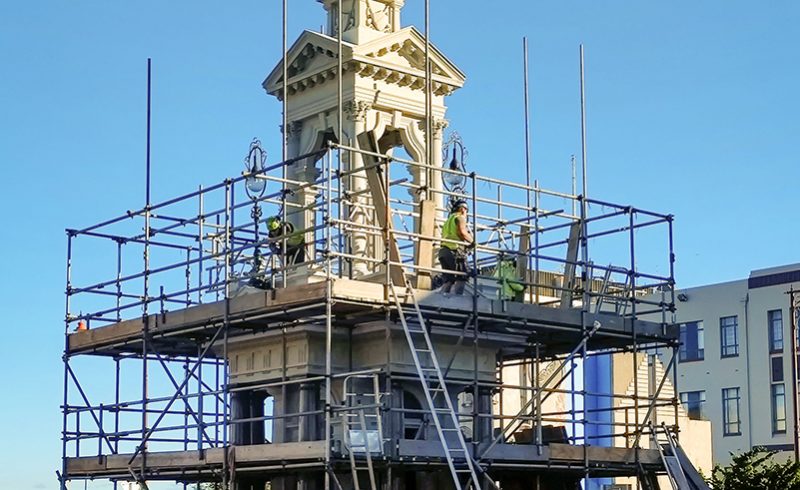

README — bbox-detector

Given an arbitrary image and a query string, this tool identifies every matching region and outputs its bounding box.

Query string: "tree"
[708,447,800,489]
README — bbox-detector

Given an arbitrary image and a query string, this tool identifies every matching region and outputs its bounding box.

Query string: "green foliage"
[708,447,800,489]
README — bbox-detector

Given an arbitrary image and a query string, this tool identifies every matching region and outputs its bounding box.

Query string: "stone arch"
[402,388,425,439]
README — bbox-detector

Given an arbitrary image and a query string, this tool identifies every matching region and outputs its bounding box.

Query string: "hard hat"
[451,199,468,213]
[267,216,281,231]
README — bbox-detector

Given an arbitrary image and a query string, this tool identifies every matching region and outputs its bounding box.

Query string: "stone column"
[230,391,251,445]
[298,382,319,441]
[268,387,286,444]
[431,119,449,216]
[284,120,316,275]
[345,101,373,276]
[476,386,494,444]
[249,391,267,445]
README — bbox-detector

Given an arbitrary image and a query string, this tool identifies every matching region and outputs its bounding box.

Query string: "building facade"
[667,263,800,465]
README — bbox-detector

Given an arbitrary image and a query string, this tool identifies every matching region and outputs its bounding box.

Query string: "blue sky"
[1,1,799,488]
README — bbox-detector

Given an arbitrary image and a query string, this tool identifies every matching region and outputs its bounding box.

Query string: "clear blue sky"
[1,1,798,488]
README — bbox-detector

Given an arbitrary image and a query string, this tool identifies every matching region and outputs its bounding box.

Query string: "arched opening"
[377,130,424,276]
[403,389,425,439]
[457,389,474,442]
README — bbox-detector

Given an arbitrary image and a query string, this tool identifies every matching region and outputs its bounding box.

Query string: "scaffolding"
[60,138,681,489]
[58,2,689,489]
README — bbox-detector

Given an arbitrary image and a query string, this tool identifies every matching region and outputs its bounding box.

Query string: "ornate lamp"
[244,139,267,286]
[442,132,468,195]
[244,138,267,200]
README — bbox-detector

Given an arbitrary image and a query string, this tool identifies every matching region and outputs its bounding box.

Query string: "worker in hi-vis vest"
[266,216,306,265]
[438,199,474,295]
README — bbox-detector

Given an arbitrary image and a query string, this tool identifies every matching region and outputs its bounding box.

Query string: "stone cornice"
[265,28,464,100]
[268,58,461,101]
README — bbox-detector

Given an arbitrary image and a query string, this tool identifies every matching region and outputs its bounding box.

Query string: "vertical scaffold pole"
[223,180,232,488]
[471,172,480,457]
[668,215,679,446]
[534,180,540,305]
[281,0,289,288]
[630,207,641,483]
[578,45,591,483]
[579,45,588,212]
[114,356,120,490]
[337,0,343,146]
[114,357,120,455]
[114,240,122,489]
[140,56,153,482]
[523,38,534,304]
[116,241,123,321]
[60,232,73,490]
[789,288,800,462]
[336,0,343,291]
[215,352,220,445]
[325,148,334,490]
[184,360,190,453]
[197,343,204,452]
[198,185,204,304]
[424,0,432,199]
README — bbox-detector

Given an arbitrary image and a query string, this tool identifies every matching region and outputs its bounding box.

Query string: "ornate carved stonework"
[365,1,392,33]
[417,118,449,137]
[433,118,449,138]
[344,100,372,123]
[282,121,303,139]
[321,0,403,41]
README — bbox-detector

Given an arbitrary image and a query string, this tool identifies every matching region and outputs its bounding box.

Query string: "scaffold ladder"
[651,423,689,490]
[389,280,482,490]
[342,374,385,490]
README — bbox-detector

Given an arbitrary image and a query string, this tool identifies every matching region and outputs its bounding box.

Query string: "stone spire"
[319,0,404,44]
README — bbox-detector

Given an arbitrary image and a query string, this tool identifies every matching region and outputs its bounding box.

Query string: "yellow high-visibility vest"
[441,213,462,250]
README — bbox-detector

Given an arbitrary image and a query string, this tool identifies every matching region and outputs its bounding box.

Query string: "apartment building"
[667,263,800,465]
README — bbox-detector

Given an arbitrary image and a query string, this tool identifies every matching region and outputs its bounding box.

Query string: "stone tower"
[264,0,465,277]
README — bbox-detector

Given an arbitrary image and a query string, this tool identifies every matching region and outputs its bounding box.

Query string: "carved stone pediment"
[263,30,355,99]
[357,27,462,79]
[352,27,465,95]
[263,27,465,100]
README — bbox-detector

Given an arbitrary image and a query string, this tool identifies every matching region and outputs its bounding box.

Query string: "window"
[771,356,784,383]
[720,316,739,357]
[679,321,704,362]
[722,387,741,436]
[680,391,706,420]
[772,384,787,434]
[769,310,784,353]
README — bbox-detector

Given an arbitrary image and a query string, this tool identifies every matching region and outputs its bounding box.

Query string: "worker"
[439,199,473,295]
[492,256,524,301]
[266,216,305,265]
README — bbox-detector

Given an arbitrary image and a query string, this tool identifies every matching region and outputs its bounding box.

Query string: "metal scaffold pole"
[425,0,432,199]
[325,148,334,490]
[223,179,232,488]
[789,288,800,462]
[578,43,592,484]
[523,37,535,304]
[281,0,289,289]
[59,232,73,490]
[139,56,153,484]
